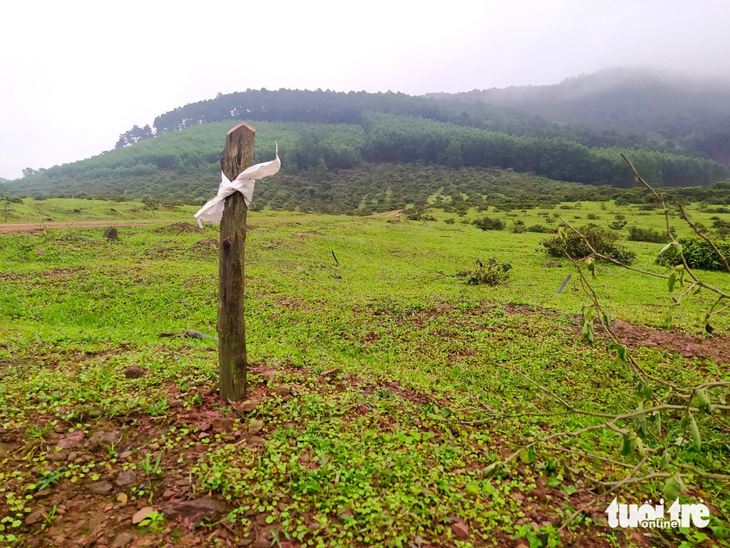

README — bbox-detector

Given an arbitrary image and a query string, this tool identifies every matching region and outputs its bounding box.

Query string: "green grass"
[1,201,729,547]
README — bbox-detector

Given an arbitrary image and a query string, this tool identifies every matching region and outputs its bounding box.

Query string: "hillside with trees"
[3,82,728,212]
[428,67,730,168]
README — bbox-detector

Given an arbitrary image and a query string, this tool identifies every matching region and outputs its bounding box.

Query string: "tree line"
[123,88,676,155]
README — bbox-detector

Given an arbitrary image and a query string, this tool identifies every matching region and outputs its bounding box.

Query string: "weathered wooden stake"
[218,122,256,401]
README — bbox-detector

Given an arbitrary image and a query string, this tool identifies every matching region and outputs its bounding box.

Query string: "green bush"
[407,212,436,221]
[527,224,552,233]
[542,223,636,264]
[473,217,505,231]
[458,258,512,286]
[627,226,668,243]
[656,238,730,271]
[608,220,627,230]
[512,220,526,233]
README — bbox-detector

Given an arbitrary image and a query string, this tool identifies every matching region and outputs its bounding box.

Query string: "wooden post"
[218,122,256,401]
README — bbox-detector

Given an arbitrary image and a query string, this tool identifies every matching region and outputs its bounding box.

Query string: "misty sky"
[1,0,729,180]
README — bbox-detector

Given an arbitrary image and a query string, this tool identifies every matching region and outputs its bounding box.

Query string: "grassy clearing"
[1,202,729,547]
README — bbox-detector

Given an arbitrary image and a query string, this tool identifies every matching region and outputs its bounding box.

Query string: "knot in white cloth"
[194,144,280,227]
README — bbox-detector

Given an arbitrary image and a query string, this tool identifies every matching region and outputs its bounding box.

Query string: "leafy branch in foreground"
[485,155,730,537]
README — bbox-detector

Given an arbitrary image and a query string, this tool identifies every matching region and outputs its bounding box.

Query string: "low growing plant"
[472,217,505,231]
[657,237,730,271]
[542,223,636,264]
[457,258,512,286]
[628,226,669,243]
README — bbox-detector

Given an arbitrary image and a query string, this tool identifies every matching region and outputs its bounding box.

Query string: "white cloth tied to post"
[194,144,280,227]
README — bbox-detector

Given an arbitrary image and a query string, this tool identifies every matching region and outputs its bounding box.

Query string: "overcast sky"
[1,0,729,180]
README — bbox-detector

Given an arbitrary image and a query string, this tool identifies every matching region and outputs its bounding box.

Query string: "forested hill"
[117,88,670,153]
[427,67,730,168]
[5,114,726,206]
[4,83,728,211]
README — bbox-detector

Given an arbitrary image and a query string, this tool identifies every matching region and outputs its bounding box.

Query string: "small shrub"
[587,213,599,220]
[657,238,730,271]
[527,224,551,233]
[627,226,668,243]
[472,217,505,231]
[542,224,636,264]
[407,212,436,221]
[512,220,526,233]
[458,258,512,286]
[608,220,628,230]
[614,213,626,221]
[444,218,455,225]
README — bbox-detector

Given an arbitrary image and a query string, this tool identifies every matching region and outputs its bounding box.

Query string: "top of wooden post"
[221,123,256,181]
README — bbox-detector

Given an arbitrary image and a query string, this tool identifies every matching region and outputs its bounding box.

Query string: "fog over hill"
[427,67,730,167]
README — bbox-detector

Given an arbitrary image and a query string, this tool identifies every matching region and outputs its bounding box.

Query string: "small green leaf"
[636,401,647,434]
[545,458,559,473]
[602,312,611,328]
[668,272,677,293]
[484,463,499,477]
[659,450,670,470]
[519,446,536,464]
[663,472,686,500]
[620,434,632,456]
[696,389,712,415]
[546,476,562,488]
[466,482,480,495]
[582,318,595,344]
[689,414,701,450]
[631,436,646,458]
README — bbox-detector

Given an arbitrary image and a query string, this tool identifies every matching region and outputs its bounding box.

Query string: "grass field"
[1,199,729,547]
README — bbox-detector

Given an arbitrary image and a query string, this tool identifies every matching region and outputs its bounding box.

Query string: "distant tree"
[22,167,38,177]
[445,140,464,169]
[115,124,155,148]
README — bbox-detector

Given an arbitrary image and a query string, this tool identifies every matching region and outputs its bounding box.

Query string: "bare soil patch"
[602,320,730,363]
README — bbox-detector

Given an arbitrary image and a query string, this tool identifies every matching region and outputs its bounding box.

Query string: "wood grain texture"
[218,122,256,401]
